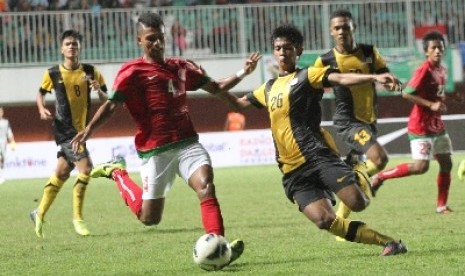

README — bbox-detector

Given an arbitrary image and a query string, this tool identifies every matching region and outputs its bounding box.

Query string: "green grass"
[1,154,465,275]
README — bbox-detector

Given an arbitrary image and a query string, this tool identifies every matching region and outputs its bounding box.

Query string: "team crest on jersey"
[289,78,298,86]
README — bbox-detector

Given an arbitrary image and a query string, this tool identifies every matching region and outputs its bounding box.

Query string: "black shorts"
[282,153,356,211]
[334,121,378,155]
[57,141,90,168]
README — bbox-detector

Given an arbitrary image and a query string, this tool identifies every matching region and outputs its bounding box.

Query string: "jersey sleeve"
[312,56,325,68]
[185,60,211,91]
[246,83,267,108]
[93,67,108,93]
[39,70,53,94]
[373,47,389,73]
[110,64,133,102]
[404,65,427,94]
[308,66,337,88]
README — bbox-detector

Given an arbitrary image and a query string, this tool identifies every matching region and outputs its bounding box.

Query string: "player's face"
[425,40,444,66]
[61,37,80,59]
[330,16,354,49]
[272,37,302,74]
[138,25,165,62]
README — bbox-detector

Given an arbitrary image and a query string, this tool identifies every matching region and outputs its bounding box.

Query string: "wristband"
[235,69,246,79]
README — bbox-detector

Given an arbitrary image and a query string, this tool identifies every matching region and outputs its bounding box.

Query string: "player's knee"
[345,194,369,212]
[197,182,216,199]
[314,215,336,230]
[411,162,429,174]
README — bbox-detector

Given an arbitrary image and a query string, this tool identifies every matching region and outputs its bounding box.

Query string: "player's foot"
[73,219,90,236]
[370,175,384,197]
[457,160,465,181]
[221,239,244,269]
[30,209,44,238]
[381,240,408,256]
[91,157,126,178]
[436,206,453,214]
[335,236,347,242]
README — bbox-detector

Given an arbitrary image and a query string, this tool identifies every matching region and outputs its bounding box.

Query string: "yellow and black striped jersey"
[39,64,107,144]
[246,66,337,174]
[313,44,389,124]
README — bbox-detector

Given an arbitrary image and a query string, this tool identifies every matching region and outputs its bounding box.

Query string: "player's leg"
[371,138,432,196]
[433,134,453,214]
[181,142,243,266]
[299,192,406,255]
[72,155,93,236]
[365,141,389,176]
[0,145,5,183]
[31,156,71,238]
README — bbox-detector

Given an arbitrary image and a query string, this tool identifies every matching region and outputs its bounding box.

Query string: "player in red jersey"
[371,31,460,214]
[71,12,260,269]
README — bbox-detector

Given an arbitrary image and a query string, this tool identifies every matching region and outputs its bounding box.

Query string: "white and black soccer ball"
[192,233,232,271]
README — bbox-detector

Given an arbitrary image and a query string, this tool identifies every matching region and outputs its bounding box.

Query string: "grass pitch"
[1,154,465,275]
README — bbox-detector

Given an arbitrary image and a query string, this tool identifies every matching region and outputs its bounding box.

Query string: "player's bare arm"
[202,52,261,95]
[36,92,53,120]
[402,92,447,113]
[71,100,119,152]
[328,72,401,91]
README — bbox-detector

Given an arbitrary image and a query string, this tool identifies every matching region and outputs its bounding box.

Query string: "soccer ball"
[192,233,232,271]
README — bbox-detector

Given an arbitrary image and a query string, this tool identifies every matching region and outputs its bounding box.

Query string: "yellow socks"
[73,173,90,221]
[38,175,65,220]
[329,216,393,246]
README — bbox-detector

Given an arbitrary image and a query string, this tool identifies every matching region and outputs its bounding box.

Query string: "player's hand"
[88,79,101,92]
[9,142,16,151]
[243,51,262,75]
[430,101,447,113]
[375,73,402,92]
[71,130,90,153]
[186,59,206,75]
[39,108,53,120]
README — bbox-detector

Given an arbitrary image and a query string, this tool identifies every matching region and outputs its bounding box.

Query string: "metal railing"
[1,0,464,67]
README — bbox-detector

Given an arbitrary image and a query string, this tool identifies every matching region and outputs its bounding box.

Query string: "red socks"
[200,197,224,236]
[437,172,451,207]
[377,163,410,180]
[112,170,143,218]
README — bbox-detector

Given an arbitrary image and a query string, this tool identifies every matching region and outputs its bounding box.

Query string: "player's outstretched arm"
[202,52,261,95]
[328,72,402,91]
[71,100,119,152]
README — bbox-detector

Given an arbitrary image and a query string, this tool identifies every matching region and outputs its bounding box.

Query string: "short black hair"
[422,31,445,51]
[60,30,82,44]
[330,9,353,20]
[137,12,164,33]
[271,24,303,48]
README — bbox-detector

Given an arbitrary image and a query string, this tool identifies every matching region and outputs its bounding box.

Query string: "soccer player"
[0,107,16,184]
[71,12,261,269]
[220,24,407,256]
[30,29,108,238]
[313,9,392,226]
[371,31,459,214]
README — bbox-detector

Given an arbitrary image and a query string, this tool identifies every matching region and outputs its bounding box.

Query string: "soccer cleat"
[220,239,244,269]
[90,157,126,178]
[381,240,408,256]
[30,209,44,238]
[370,175,384,197]
[73,219,90,236]
[458,160,465,181]
[436,206,453,214]
[335,236,347,242]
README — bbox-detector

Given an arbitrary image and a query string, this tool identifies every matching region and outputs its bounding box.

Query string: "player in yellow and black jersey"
[30,29,108,238]
[226,24,407,256]
[313,9,393,226]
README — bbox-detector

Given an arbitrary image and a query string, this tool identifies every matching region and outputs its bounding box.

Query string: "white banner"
[3,129,276,180]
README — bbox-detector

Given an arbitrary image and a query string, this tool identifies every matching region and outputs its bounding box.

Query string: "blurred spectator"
[29,0,48,10]
[0,0,9,11]
[224,112,245,131]
[170,19,187,56]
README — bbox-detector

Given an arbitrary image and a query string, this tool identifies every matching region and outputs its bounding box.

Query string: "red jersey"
[111,57,209,158]
[404,60,446,136]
